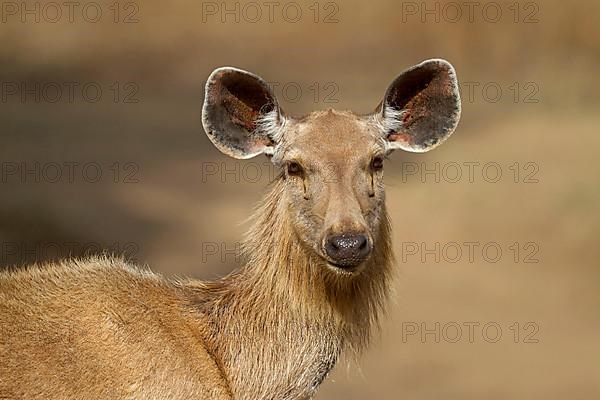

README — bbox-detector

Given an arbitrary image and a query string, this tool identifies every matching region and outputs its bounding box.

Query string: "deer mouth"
[325,259,367,275]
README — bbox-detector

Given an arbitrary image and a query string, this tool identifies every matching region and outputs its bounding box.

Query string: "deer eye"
[287,161,304,176]
[371,156,384,171]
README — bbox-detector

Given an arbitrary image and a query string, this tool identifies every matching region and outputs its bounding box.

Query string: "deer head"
[202,59,461,275]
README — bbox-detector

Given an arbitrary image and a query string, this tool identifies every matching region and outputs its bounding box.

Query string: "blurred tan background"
[1,0,599,398]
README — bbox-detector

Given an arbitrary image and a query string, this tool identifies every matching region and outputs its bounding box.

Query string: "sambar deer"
[0,59,461,399]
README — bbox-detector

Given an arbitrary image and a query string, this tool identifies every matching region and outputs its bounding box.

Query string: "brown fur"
[0,177,393,400]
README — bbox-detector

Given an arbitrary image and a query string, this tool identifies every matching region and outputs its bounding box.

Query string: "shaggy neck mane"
[187,177,394,399]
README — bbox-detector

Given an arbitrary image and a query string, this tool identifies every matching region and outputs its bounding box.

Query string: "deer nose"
[324,233,372,268]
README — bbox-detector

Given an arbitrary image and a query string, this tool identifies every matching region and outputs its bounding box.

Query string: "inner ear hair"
[379,105,406,137]
[255,107,286,148]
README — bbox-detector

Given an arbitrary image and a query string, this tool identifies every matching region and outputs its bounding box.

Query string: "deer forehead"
[281,110,381,164]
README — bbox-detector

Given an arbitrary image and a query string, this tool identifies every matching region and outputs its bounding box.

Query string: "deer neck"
[194,177,394,399]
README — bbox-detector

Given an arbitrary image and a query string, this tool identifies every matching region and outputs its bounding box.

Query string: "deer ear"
[202,67,284,159]
[376,59,461,153]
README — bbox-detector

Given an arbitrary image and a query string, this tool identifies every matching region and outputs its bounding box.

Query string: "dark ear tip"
[208,66,252,79]
[418,58,455,70]
[411,59,457,83]
[205,66,271,92]
[205,67,236,88]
